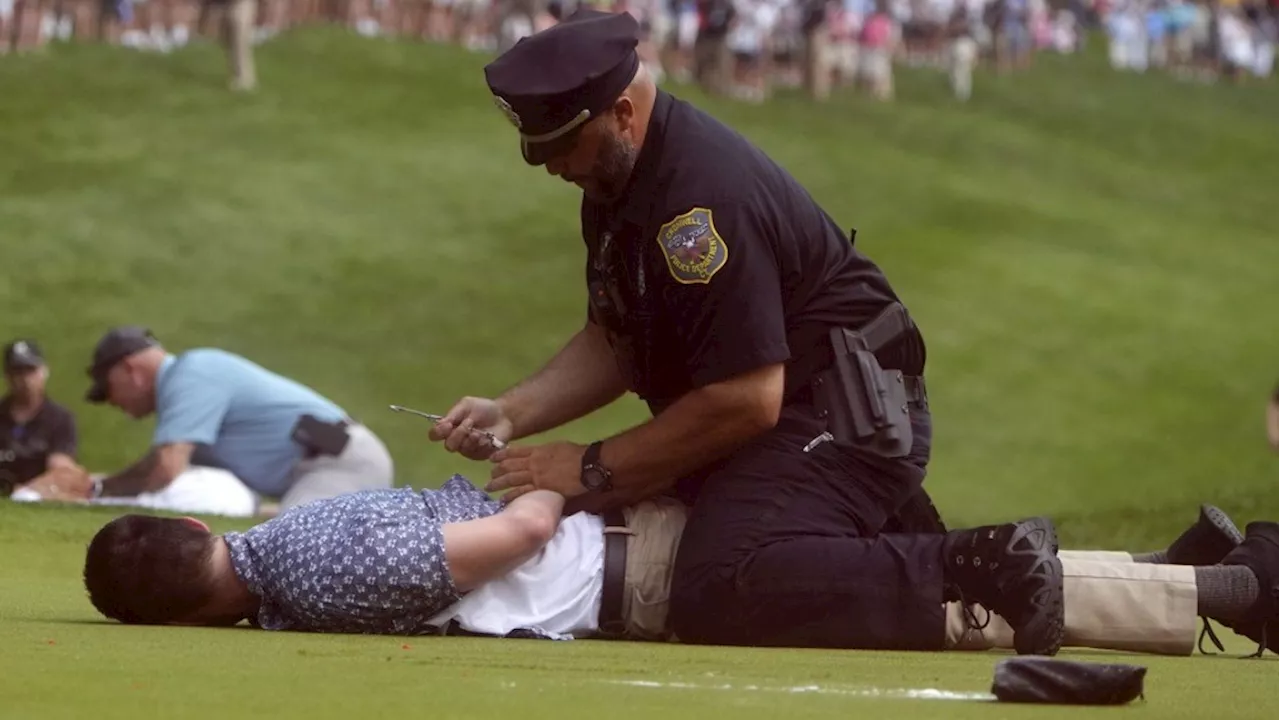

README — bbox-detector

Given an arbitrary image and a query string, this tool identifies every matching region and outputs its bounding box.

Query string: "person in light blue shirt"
[77,325,394,509]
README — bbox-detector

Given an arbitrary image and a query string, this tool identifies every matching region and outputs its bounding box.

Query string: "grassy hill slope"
[1,28,1275,548]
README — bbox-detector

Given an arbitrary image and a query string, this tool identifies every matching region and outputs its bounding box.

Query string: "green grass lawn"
[0,26,1276,719]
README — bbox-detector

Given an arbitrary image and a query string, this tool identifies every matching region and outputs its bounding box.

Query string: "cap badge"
[493,95,522,130]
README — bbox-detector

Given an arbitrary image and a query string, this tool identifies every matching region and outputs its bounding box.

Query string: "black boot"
[1216,521,1278,657]
[1167,504,1246,566]
[944,517,1065,656]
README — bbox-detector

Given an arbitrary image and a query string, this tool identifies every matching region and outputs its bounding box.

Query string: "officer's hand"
[486,442,587,502]
[428,396,514,461]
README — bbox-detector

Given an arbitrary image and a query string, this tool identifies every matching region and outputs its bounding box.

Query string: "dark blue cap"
[483,10,641,166]
[85,325,160,403]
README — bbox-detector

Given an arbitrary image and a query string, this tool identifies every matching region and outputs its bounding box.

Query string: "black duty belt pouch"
[991,658,1147,705]
[290,414,351,457]
[812,325,913,459]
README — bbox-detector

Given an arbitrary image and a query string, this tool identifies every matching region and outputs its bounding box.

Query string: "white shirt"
[428,512,606,638]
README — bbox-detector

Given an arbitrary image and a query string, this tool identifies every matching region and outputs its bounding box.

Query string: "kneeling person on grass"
[81,479,1277,658]
[71,326,394,512]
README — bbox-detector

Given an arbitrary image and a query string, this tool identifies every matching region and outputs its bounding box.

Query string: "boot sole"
[1201,504,1246,546]
[1010,517,1065,657]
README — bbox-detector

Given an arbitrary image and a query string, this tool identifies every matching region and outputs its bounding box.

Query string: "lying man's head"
[83,514,250,626]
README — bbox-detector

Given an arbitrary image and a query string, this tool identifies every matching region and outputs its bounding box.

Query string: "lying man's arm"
[97,442,194,497]
[441,489,566,592]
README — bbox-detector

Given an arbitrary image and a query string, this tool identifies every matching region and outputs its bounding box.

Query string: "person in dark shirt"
[1,339,85,498]
[429,10,1071,658]
[429,10,1280,659]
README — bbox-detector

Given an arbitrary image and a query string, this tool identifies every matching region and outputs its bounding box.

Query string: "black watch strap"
[583,440,604,467]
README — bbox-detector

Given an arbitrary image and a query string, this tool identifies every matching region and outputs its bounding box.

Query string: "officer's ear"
[610,95,636,133]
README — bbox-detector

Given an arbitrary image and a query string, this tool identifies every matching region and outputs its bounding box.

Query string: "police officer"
[0,339,85,498]
[430,9,1066,656]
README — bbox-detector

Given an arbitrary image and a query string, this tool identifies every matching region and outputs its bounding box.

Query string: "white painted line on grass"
[602,679,994,702]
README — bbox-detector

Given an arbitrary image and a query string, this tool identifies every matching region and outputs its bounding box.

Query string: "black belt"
[903,374,929,410]
[599,509,630,637]
[784,302,928,407]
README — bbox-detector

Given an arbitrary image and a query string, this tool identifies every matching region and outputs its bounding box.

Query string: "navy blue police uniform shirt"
[581,90,924,497]
[0,396,78,493]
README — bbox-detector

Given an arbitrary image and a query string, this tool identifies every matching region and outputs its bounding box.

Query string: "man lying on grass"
[84,475,685,641]
[82,478,1277,658]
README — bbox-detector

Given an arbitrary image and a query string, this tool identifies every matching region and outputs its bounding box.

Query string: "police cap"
[483,9,641,166]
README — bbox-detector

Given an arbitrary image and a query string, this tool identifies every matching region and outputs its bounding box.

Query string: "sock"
[1131,550,1168,563]
[1194,565,1260,622]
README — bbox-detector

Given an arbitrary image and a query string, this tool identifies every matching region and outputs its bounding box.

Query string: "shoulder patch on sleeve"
[655,207,730,285]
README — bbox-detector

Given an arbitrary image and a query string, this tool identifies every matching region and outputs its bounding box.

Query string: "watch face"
[583,467,609,491]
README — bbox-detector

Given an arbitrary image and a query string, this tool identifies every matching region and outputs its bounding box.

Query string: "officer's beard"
[586,131,638,204]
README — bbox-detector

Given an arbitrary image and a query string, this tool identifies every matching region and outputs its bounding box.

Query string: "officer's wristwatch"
[579,441,614,493]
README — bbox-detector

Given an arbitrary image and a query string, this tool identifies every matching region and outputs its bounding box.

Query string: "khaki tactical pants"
[605,497,689,641]
[945,550,1199,655]
[613,503,1198,654]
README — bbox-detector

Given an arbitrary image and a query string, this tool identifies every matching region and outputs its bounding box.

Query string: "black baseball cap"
[85,326,161,403]
[483,9,641,166]
[3,339,45,373]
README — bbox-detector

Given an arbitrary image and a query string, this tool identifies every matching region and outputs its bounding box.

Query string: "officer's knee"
[669,561,739,645]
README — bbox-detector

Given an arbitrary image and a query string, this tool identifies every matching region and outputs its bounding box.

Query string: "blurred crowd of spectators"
[3,0,1275,99]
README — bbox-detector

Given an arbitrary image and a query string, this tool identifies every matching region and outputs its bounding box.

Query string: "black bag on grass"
[991,657,1147,705]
